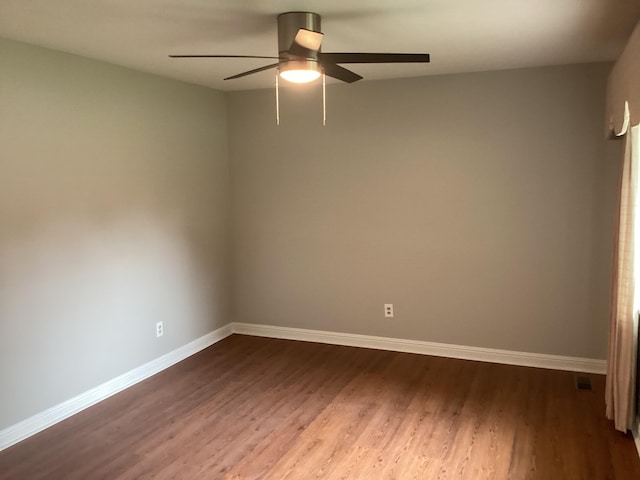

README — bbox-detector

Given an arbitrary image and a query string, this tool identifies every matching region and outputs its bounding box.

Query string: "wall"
[607,19,640,132]
[0,38,230,429]
[228,63,620,360]
[0,41,620,433]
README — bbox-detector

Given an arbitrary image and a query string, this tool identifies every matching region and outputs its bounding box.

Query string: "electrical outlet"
[156,321,164,338]
[384,304,394,318]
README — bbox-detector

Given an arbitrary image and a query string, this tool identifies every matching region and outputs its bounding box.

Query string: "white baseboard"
[230,322,607,374]
[0,321,610,453]
[0,324,233,452]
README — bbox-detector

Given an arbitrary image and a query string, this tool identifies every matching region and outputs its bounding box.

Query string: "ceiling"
[1,0,639,91]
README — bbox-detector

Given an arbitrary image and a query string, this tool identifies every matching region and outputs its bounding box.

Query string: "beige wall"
[228,63,620,360]
[0,39,230,429]
[607,19,640,131]
[0,38,620,432]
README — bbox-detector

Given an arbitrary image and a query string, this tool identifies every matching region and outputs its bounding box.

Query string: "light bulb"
[279,69,321,83]
[279,59,321,84]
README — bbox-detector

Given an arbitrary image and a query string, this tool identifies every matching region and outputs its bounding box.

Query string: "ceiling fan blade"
[322,63,363,83]
[169,54,282,59]
[318,52,430,64]
[224,62,280,80]
[288,28,324,58]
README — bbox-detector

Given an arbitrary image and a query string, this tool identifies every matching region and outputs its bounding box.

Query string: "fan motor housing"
[277,12,322,58]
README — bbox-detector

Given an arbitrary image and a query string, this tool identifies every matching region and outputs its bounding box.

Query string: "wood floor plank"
[1,335,639,479]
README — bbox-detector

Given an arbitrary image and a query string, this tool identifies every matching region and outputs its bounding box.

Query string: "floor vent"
[576,375,593,391]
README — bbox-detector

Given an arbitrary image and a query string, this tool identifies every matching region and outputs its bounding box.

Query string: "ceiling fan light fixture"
[279,60,321,83]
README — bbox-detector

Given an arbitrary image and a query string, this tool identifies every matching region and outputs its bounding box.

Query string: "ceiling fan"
[169,11,430,84]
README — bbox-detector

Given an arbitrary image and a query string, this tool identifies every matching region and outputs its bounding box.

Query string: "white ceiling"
[1,0,639,91]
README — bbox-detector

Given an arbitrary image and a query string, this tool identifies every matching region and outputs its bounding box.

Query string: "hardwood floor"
[1,335,639,479]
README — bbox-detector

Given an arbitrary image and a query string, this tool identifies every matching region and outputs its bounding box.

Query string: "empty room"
[2,1,640,478]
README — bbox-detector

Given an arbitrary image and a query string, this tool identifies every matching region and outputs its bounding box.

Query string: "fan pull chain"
[322,72,326,126]
[275,70,280,126]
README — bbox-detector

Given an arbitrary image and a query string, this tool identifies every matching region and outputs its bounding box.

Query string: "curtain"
[606,124,640,432]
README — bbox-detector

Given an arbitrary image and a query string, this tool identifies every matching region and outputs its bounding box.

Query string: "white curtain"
[606,123,640,432]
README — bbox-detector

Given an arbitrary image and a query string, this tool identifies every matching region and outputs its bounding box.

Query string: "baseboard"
[0,322,609,453]
[0,324,233,452]
[230,322,607,374]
